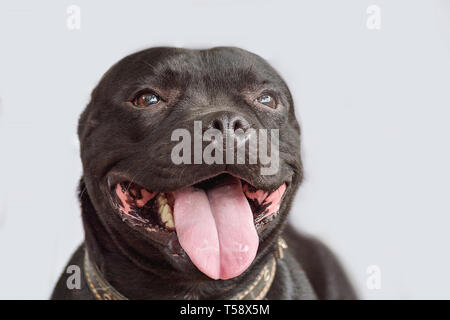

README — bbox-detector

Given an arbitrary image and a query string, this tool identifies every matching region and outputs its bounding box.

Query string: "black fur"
[51,47,356,300]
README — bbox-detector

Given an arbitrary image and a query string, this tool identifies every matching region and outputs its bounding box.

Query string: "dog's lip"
[106,170,290,193]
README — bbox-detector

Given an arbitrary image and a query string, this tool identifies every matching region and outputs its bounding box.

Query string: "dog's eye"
[256,94,277,108]
[133,92,161,107]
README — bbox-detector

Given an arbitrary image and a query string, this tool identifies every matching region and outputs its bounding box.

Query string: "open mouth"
[110,173,287,280]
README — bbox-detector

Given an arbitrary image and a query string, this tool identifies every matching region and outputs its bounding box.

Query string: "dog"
[51,47,356,300]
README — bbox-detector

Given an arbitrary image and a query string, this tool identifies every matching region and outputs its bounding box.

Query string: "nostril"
[212,119,223,131]
[207,114,250,133]
[232,119,244,131]
[231,117,250,131]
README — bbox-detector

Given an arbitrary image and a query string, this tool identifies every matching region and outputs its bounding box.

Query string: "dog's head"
[78,47,302,285]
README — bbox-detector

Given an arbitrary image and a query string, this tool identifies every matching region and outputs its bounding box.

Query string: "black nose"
[207,112,250,133]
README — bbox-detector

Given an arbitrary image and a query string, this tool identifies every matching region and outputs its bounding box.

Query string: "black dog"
[52,47,356,300]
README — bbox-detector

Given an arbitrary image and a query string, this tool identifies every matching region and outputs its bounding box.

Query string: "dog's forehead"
[102,47,285,91]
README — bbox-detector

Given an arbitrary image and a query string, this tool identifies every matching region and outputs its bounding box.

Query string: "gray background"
[1,0,449,299]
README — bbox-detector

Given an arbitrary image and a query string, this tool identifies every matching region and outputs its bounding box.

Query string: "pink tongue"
[173,177,258,280]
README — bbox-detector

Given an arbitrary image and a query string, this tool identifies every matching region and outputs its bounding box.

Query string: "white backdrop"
[1,0,449,299]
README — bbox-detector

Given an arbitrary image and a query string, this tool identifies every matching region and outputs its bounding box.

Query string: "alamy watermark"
[66,5,81,30]
[66,265,81,290]
[366,264,382,290]
[366,5,381,30]
[170,121,279,175]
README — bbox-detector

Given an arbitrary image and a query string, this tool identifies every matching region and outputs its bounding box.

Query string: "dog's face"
[78,47,302,282]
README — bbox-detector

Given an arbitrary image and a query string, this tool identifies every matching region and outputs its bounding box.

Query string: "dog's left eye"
[256,94,277,108]
[133,92,161,107]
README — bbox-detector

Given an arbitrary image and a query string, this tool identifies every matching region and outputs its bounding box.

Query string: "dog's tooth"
[160,203,174,229]
[156,193,168,207]
[155,193,174,230]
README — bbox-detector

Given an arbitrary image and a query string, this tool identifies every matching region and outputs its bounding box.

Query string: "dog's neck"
[80,183,281,299]
[83,246,279,300]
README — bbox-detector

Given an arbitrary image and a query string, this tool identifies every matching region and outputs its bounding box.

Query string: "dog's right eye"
[133,92,161,107]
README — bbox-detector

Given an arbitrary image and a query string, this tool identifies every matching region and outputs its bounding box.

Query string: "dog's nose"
[207,113,250,133]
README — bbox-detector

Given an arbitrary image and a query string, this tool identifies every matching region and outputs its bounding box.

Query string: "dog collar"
[84,237,287,300]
